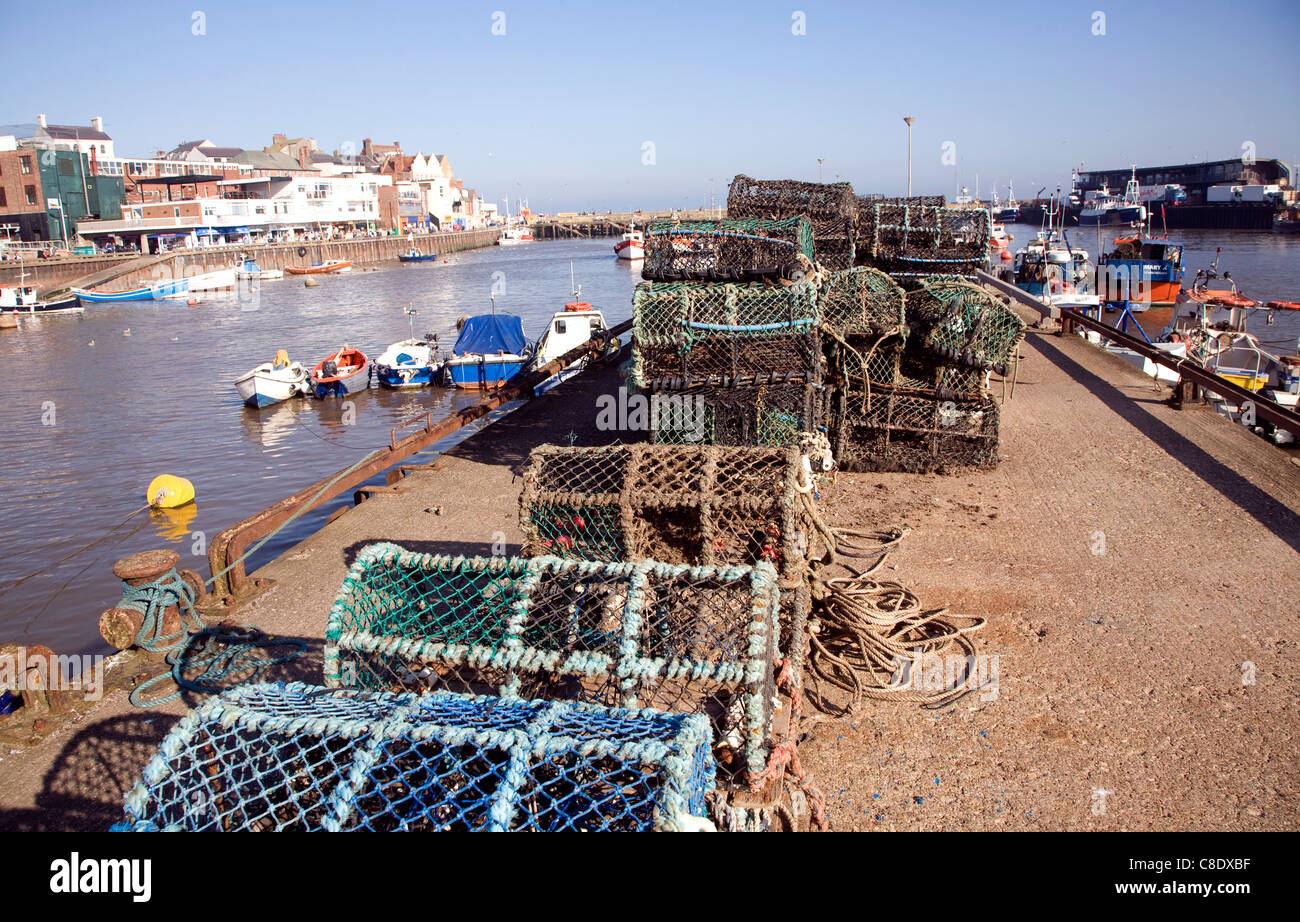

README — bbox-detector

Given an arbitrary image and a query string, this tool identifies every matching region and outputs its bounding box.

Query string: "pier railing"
[976,270,1300,438]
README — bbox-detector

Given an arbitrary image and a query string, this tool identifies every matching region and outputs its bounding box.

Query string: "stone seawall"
[1,228,501,293]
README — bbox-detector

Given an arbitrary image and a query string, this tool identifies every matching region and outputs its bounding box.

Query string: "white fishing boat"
[614,227,645,260]
[531,268,621,393]
[496,199,533,245]
[234,351,312,408]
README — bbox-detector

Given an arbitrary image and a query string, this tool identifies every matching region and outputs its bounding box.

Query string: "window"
[174,207,180,218]
[25,186,37,205]
[20,156,32,174]
[0,189,5,207]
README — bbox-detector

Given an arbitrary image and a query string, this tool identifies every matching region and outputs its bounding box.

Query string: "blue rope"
[118,568,204,652]
[129,626,306,709]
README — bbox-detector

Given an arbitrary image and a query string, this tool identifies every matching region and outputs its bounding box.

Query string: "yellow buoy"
[147,474,195,509]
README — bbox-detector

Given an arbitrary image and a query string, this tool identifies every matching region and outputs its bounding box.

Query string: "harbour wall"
[1018,202,1277,230]
[1,228,501,293]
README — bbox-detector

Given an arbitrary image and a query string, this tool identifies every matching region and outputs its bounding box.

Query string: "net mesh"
[642,217,814,282]
[632,280,819,346]
[904,278,1025,374]
[115,682,716,831]
[832,385,1000,473]
[634,330,823,388]
[323,546,781,782]
[649,380,828,448]
[818,267,906,337]
[520,444,813,581]
[854,203,990,282]
[828,334,987,398]
[726,174,857,271]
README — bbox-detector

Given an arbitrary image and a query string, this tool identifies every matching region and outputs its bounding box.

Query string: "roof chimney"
[37,114,47,128]
[91,116,103,132]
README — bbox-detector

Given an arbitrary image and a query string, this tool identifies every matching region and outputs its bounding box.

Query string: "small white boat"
[375,306,442,388]
[187,268,238,292]
[235,258,283,281]
[235,352,312,408]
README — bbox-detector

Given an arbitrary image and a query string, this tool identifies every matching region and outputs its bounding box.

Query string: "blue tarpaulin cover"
[453,314,527,356]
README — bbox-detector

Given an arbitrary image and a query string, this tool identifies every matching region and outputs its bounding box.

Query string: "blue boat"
[71,277,189,302]
[441,313,531,389]
[397,248,439,263]
[375,307,442,388]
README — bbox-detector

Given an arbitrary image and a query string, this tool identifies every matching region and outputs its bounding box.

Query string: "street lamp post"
[818,158,824,183]
[903,117,916,197]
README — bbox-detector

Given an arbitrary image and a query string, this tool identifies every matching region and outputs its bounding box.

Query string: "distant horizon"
[4,0,1297,213]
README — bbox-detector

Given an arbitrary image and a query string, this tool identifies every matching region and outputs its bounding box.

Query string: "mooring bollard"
[98,550,207,652]
[0,642,70,715]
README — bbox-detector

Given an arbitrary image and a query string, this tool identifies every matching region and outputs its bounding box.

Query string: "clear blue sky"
[4,0,1298,212]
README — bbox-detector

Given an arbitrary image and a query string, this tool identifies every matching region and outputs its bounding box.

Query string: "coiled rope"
[805,529,987,714]
[129,625,307,709]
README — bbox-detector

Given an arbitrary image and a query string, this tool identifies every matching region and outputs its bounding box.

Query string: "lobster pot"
[115,682,715,832]
[829,334,987,397]
[867,255,985,286]
[857,194,946,208]
[635,331,823,389]
[904,278,1025,374]
[727,174,857,239]
[810,234,855,271]
[856,204,991,262]
[650,379,828,449]
[520,444,815,582]
[325,546,781,782]
[632,280,821,387]
[520,444,818,672]
[642,217,814,282]
[818,267,906,337]
[726,174,857,271]
[833,385,1000,473]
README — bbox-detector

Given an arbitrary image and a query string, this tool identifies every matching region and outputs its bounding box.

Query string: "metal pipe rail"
[206,319,632,599]
[974,270,1300,438]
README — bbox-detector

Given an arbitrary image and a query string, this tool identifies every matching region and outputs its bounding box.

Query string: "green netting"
[904,278,1025,374]
[649,380,828,448]
[633,280,820,345]
[325,546,782,782]
[828,333,987,401]
[832,384,1000,473]
[856,204,991,262]
[115,682,716,831]
[642,217,814,282]
[633,330,823,389]
[817,267,907,337]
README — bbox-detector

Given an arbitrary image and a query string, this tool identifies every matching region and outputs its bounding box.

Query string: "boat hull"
[285,261,351,275]
[397,254,438,263]
[313,369,368,398]
[376,364,439,388]
[235,363,309,408]
[443,355,528,389]
[614,239,645,259]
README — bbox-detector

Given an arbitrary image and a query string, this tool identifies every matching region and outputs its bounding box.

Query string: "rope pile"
[806,530,987,714]
[129,625,306,708]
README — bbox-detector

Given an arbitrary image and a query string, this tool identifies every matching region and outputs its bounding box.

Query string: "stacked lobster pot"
[826,271,1025,473]
[512,442,826,828]
[634,220,829,447]
[727,174,858,270]
[854,196,991,284]
[322,541,820,830]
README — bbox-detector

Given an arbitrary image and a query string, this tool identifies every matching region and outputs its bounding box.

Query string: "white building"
[30,114,115,160]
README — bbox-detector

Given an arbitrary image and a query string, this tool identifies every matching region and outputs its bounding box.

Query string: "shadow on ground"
[0,635,325,832]
[1030,334,1300,553]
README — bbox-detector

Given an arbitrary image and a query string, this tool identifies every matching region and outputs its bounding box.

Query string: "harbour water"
[0,238,640,655]
[2,229,1297,657]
